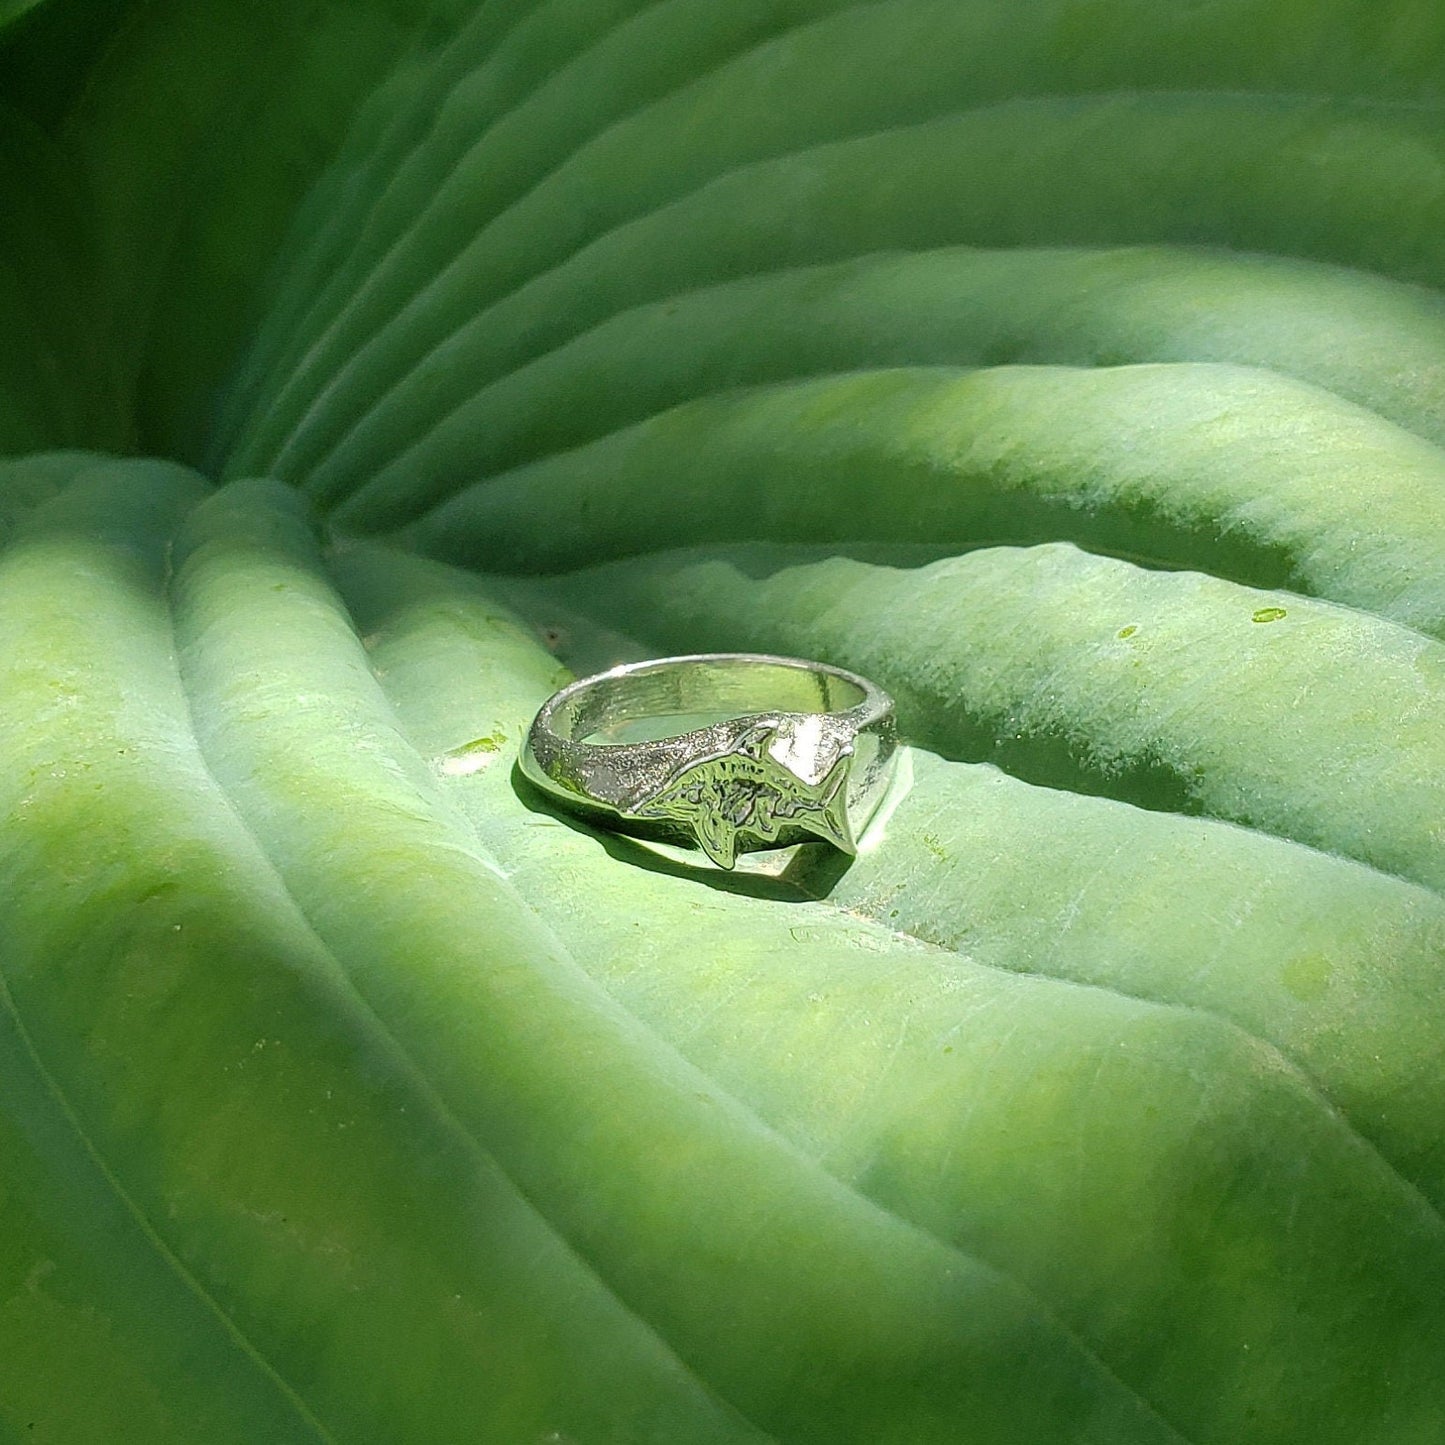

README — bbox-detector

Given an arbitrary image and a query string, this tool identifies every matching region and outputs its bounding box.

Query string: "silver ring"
[521,652,898,869]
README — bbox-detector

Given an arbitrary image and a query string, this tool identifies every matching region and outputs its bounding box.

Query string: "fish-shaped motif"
[633,723,854,869]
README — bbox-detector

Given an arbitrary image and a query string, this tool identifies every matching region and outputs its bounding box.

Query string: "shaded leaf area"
[207,0,1445,511]
[0,0,129,126]
[0,115,122,454]
[0,0,49,31]
[0,0,481,453]
[4,461,1445,1445]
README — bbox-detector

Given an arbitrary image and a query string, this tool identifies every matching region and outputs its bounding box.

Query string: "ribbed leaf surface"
[1,0,1444,1440]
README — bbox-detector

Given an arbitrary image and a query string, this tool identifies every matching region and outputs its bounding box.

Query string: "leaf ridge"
[395,361,1445,644]
[322,240,1445,529]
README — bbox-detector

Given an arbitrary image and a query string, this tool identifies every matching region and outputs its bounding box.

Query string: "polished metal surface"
[521,653,897,869]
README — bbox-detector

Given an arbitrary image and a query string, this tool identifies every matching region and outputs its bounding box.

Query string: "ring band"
[521,653,897,869]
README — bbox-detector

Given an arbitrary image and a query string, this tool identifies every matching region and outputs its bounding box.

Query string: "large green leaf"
[2,1,1445,1441]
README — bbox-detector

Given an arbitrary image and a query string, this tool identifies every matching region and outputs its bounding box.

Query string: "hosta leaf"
[2,0,1445,1440]
[3,0,479,453]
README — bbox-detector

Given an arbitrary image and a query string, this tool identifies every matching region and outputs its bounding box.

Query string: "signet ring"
[520,653,898,870]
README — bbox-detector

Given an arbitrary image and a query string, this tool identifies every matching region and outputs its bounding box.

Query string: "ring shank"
[547,655,869,743]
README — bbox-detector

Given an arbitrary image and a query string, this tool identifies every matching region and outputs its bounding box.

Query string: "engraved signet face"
[634,723,854,869]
